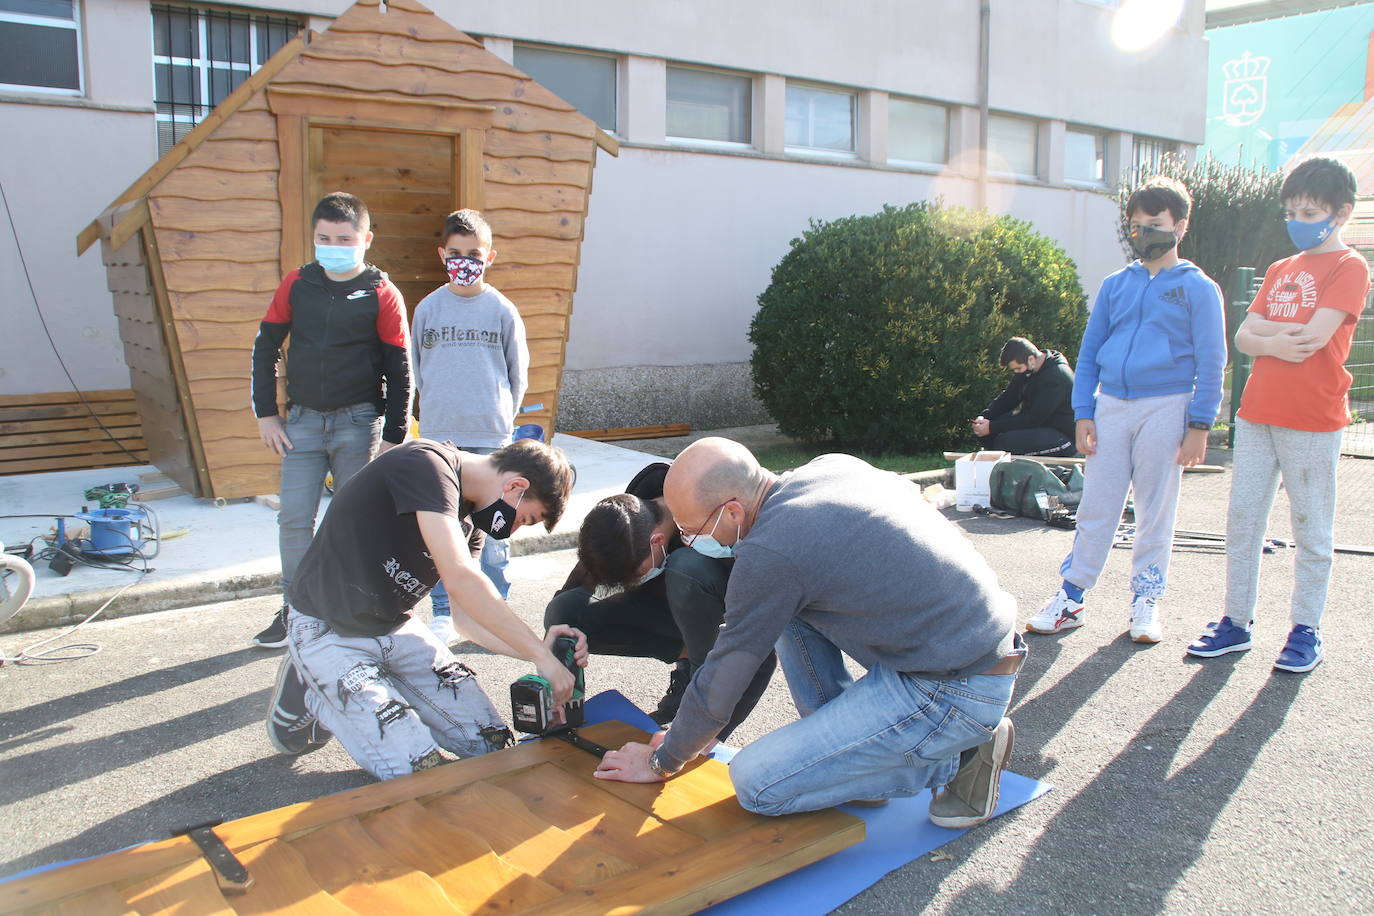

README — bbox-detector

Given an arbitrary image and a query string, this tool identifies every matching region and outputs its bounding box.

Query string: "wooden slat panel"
[0,424,142,449]
[207,109,278,142]
[167,290,272,322]
[175,319,260,352]
[118,857,234,916]
[423,782,635,891]
[0,386,147,477]
[487,211,582,242]
[225,840,359,916]
[484,157,589,188]
[155,230,280,264]
[361,799,561,915]
[484,263,577,292]
[0,400,137,422]
[483,183,584,214]
[484,131,595,163]
[290,817,462,915]
[150,198,281,234]
[0,438,148,462]
[161,260,280,295]
[0,451,149,476]
[318,1,481,47]
[180,139,280,173]
[492,763,703,867]
[0,389,134,407]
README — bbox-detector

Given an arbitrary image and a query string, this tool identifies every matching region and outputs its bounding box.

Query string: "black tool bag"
[988,457,1083,522]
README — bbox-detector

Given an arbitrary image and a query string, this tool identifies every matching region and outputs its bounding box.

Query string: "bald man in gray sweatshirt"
[594,438,1025,828]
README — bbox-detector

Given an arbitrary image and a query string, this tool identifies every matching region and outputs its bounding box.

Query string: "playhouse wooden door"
[309,125,458,319]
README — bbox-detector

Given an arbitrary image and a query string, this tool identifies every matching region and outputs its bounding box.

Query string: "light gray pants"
[278,403,381,597]
[1060,392,1189,598]
[1225,417,1342,628]
[286,609,510,780]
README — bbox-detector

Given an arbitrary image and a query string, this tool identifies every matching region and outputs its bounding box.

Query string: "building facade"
[1,0,1208,434]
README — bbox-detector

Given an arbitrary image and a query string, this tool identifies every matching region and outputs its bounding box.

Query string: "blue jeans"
[729,618,1016,815]
[278,402,380,597]
[429,445,511,615]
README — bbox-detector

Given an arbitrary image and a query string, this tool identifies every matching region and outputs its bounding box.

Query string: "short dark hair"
[490,439,574,532]
[1126,176,1191,223]
[576,493,664,588]
[1282,156,1357,213]
[1000,337,1039,366]
[312,192,370,232]
[441,209,493,248]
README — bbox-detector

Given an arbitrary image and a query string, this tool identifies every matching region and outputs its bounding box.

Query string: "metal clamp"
[171,819,253,895]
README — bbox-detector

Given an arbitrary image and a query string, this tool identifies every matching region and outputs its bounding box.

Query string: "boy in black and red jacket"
[249,192,412,648]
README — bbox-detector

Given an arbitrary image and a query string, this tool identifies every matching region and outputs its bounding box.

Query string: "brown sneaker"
[928,717,1015,829]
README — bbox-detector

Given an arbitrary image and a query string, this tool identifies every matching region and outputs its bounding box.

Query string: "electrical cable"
[0,571,147,665]
[0,177,146,465]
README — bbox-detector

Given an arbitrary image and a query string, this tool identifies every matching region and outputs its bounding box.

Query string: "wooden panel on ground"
[0,389,149,478]
[566,424,693,442]
[0,721,863,914]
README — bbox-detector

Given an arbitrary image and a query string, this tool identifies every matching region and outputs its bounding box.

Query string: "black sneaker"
[266,655,332,755]
[650,658,693,726]
[252,600,289,649]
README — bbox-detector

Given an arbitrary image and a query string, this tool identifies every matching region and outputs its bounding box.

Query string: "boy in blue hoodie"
[1026,177,1227,643]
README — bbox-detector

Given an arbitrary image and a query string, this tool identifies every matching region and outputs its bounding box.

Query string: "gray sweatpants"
[286,609,510,780]
[1060,392,1189,598]
[1225,417,1342,628]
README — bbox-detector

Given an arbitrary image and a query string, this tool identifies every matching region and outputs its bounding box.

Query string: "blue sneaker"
[1274,625,1323,673]
[1186,616,1253,658]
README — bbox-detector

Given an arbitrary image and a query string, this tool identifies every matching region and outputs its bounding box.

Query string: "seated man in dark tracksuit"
[973,336,1077,457]
[544,462,775,737]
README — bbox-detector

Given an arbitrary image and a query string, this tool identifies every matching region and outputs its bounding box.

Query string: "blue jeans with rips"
[278,402,380,598]
[729,617,1016,816]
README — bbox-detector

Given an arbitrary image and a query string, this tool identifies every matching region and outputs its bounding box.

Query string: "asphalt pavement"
[1,449,1371,914]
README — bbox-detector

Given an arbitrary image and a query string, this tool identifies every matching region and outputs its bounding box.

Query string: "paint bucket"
[513,423,546,442]
[74,507,149,557]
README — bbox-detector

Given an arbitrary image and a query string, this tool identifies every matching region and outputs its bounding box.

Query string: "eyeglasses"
[677,498,736,546]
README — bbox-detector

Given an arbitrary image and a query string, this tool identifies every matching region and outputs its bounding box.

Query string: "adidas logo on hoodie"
[1160,285,1190,309]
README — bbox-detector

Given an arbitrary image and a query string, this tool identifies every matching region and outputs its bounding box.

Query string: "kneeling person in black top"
[544,462,774,735]
[265,438,583,780]
[972,336,1077,457]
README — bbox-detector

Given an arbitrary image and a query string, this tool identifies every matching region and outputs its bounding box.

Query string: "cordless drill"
[510,635,585,735]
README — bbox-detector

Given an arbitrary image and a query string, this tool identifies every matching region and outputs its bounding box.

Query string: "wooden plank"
[0,400,138,423]
[565,425,693,442]
[484,263,577,292]
[276,113,307,275]
[0,438,148,462]
[519,811,864,916]
[155,230,279,264]
[175,320,259,352]
[207,109,277,142]
[153,168,278,202]
[0,451,148,476]
[161,259,280,295]
[423,782,635,891]
[360,799,561,915]
[290,817,462,915]
[594,129,620,156]
[304,31,478,69]
[117,857,234,916]
[493,237,580,266]
[150,198,281,234]
[461,128,483,211]
[166,290,273,322]
[180,139,279,173]
[0,389,136,407]
[491,763,703,867]
[487,210,583,241]
[0,425,142,450]
[225,839,359,916]
[484,131,595,163]
[312,161,452,193]
[483,157,590,188]
[75,33,308,255]
[323,1,482,46]
[483,183,584,214]
[268,86,493,131]
[498,288,571,316]
[108,200,151,254]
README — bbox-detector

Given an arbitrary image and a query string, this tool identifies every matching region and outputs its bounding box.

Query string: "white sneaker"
[1025,589,1085,634]
[429,614,458,645]
[1129,595,1162,643]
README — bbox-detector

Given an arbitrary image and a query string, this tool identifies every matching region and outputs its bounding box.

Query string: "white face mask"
[635,541,667,585]
[685,505,739,559]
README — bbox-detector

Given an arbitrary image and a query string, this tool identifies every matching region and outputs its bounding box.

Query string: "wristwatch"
[647,748,677,779]
[1187,421,1211,430]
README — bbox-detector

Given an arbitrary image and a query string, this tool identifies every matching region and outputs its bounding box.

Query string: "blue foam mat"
[581,690,1052,915]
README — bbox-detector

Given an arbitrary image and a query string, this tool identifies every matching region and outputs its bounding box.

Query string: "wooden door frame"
[267,87,493,274]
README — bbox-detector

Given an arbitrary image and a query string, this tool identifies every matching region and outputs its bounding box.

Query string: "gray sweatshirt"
[657,453,1017,772]
[411,285,528,449]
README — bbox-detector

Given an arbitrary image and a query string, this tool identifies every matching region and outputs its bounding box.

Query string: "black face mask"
[471,489,524,539]
[1129,226,1178,262]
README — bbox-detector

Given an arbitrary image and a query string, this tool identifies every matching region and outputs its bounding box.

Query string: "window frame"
[784,80,858,157]
[886,94,949,168]
[987,112,1040,180]
[1132,135,1171,175]
[0,0,83,96]
[665,62,753,148]
[512,41,619,134]
[1064,126,1106,187]
[150,3,301,155]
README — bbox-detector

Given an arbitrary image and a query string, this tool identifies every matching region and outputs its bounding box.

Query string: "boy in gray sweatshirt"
[411,210,529,645]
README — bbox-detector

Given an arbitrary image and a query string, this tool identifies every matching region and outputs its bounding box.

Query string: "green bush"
[1117,155,1291,301]
[749,202,1088,451]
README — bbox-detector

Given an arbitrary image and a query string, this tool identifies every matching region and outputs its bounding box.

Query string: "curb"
[4,530,581,636]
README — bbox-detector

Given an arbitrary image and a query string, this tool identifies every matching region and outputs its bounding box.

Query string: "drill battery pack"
[510,635,585,735]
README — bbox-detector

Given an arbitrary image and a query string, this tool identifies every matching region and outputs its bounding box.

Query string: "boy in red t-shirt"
[1188,157,1371,672]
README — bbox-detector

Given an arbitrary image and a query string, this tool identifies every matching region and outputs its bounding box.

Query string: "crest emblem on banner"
[1223,51,1270,127]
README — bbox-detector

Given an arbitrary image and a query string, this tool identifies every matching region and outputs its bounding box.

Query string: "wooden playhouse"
[76,0,617,499]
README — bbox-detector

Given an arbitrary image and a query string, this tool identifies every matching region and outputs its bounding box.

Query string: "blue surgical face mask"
[316,243,364,274]
[689,535,735,560]
[1286,214,1338,251]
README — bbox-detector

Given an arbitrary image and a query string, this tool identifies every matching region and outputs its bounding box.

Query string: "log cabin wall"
[83,0,610,499]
